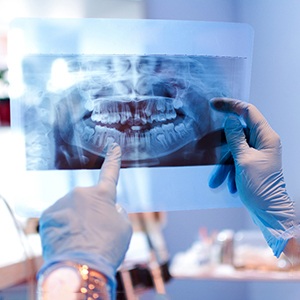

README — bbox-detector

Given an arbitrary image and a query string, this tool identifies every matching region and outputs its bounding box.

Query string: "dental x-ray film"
[8,18,253,216]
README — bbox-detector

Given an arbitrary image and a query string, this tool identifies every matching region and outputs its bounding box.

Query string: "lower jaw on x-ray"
[23,54,244,171]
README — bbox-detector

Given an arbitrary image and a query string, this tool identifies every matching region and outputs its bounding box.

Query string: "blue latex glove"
[209,98,295,257]
[38,143,132,295]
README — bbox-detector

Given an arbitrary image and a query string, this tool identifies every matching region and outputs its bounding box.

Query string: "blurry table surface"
[170,264,300,282]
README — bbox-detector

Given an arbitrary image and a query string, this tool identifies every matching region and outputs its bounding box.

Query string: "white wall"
[236,0,300,204]
[145,0,236,21]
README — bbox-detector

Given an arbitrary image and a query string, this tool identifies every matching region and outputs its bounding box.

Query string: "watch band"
[76,264,110,300]
[38,262,111,300]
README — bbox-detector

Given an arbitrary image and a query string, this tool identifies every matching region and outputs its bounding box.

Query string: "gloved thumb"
[224,115,249,159]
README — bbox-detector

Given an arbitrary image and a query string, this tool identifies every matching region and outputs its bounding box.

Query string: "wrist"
[37,262,111,300]
[284,238,300,264]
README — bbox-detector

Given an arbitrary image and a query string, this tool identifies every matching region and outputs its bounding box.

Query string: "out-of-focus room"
[1,0,300,299]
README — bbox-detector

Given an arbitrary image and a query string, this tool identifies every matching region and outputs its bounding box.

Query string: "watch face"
[39,267,81,300]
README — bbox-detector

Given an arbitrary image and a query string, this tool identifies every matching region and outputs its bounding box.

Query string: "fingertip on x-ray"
[8,18,253,216]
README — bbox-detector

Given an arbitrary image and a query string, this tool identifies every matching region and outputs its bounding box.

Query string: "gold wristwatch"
[37,262,111,300]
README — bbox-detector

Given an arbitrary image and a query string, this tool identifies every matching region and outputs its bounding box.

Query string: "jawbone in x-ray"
[24,54,241,170]
[9,19,254,215]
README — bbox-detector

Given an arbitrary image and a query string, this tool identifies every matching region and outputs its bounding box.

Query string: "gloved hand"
[38,143,133,294]
[209,97,295,257]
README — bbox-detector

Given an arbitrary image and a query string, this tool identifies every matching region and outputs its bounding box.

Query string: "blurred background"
[0,1,300,299]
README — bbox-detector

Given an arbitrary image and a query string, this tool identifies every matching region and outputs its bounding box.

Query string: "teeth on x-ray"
[54,55,227,162]
[22,54,242,169]
[90,98,178,125]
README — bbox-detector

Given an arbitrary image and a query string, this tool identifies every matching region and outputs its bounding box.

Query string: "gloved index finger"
[98,142,122,192]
